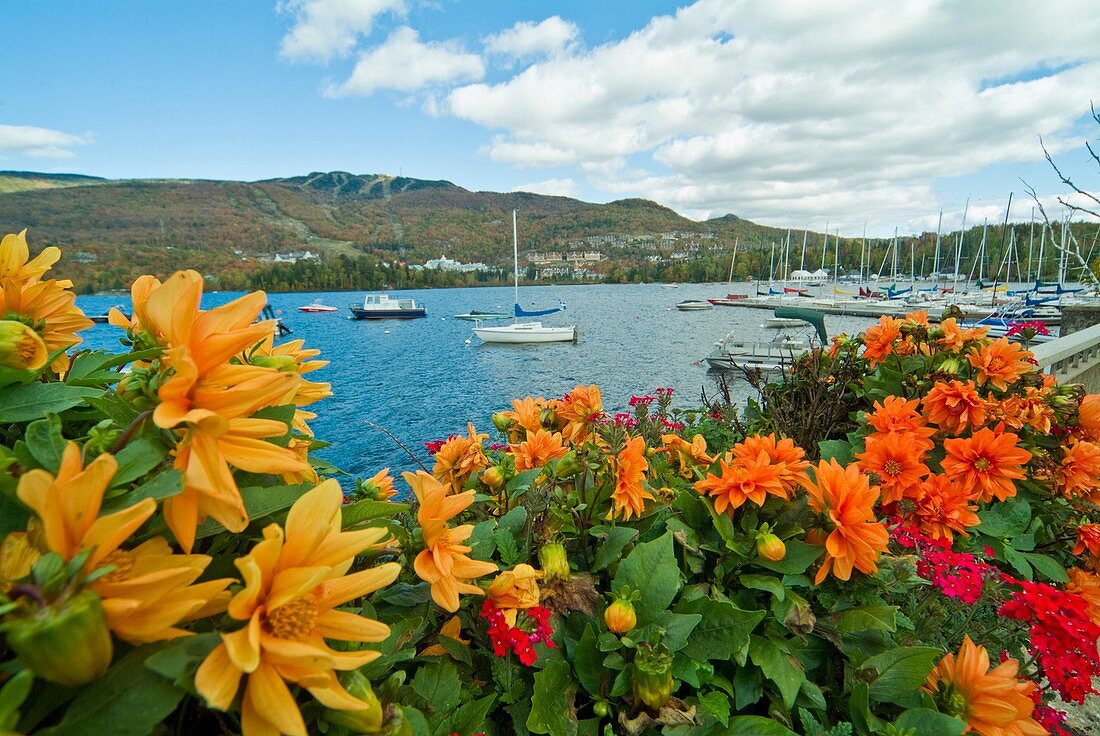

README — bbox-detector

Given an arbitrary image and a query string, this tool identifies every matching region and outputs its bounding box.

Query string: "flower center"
[264,595,319,640]
[988,357,1006,372]
[97,549,136,583]
[973,457,992,471]
[883,460,903,477]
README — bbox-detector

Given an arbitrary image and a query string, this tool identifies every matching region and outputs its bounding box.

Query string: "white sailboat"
[472,210,578,344]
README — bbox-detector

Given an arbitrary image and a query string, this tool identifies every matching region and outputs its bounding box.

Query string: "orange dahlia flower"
[558,384,603,442]
[433,423,489,491]
[255,335,332,436]
[195,480,400,736]
[865,396,936,451]
[660,433,712,478]
[1066,568,1100,625]
[407,471,496,612]
[922,380,986,434]
[17,443,232,643]
[985,388,1054,435]
[486,563,543,625]
[500,395,554,440]
[938,317,988,352]
[1079,394,1100,441]
[360,468,397,501]
[1073,524,1100,570]
[694,453,785,515]
[904,310,930,327]
[862,316,903,366]
[942,426,1031,503]
[731,434,809,497]
[855,432,929,505]
[1056,440,1100,501]
[610,436,653,521]
[908,475,980,542]
[802,459,889,584]
[967,338,1034,392]
[923,636,1045,736]
[511,428,569,472]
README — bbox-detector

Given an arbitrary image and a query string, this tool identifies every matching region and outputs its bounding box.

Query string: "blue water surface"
[75,284,877,480]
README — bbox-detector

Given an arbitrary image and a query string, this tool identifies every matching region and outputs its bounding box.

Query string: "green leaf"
[1023,553,1069,583]
[112,437,169,486]
[0,384,102,422]
[653,611,702,652]
[830,605,897,634]
[748,635,805,710]
[572,624,605,697]
[860,647,941,704]
[23,414,67,472]
[895,708,967,736]
[753,540,822,575]
[527,659,577,736]
[194,483,309,540]
[105,468,183,514]
[725,715,798,735]
[611,531,681,627]
[697,691,730,727]
[446,694,496,736]
[143,633,220,688]
[817,439,853,465]
[37,643,185,736]
[410,659,461,718]
[590,525,639,571]
[342,499,410,528]
[84,394,140,427]
[740,574,786,601]
[977,500,1031,538]
[676,597,765,662]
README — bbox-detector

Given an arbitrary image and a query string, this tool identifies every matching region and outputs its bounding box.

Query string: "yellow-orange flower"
[803,459,889,584]
[922,380,986,435]
[904,310,930,327]
[17,443,232,643]
[610,436,652,520]
[855,432,929,505]
[1056,440,1100,501]
[500,396,554,440]
[0,277,93,372]
[511,429,569,472]
[865,396,936,452]
[1079,394,1100,441]
[0,230,62,283]
[195,480,400,736]
[694,453,784,515]
[923,636,1045,736]
[1073,524,1100,571]
[985,388,1054,435]
[1066,568,1100,625]
[907,475,980,542]
[360,468,397,501]
[0,531,39,592]
[661,433,712,478]
[967,338,1034,392]
[407,471,496,612]
[486,564,543,625]
[938,317,988,352]
[433,423,489,491]
[862,316,903,367]
[558,384,603,442]
[731,434,809,497]
[254,336,332,436]
[420,615,470,657]
[942,426,1031,503]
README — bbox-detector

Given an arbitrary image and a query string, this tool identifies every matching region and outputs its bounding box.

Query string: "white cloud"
[0,124,88,158]
[441,0,1100,234]
[278,0,406,62]
[483,17,579,58]
[512,177,580,198]
[327,26,484,96]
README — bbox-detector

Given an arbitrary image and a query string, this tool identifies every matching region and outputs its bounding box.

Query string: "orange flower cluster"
[433,423,489,491]
[923,380,986,434]
[865,396,936,452]
[862,316,904,367]
[942,426,1031,503]
[1079,394,1100,441]
[611,436,652,520]
[938,317,988,352]
[855,432,929,504]
[985,387,1055,434]
[660,434,711,478]
[1066,568,1100,625]
[694,433,805,515]
[1056,440,1100,502]
[906,475,980,542]
[511,428,568,472]
[731,434,809,497]
[967,338,1034,391]
[1073,524,1100,570]
[802,459,889,584]
[557,384,603,442]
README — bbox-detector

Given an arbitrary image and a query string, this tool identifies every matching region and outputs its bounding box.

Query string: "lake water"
[75,284,880,480]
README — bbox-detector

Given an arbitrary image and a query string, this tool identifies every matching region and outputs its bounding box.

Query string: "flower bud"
[553,451,583,478]
[324,670,384,733]
[480,466,504,489]
[6,590,112,687]
[491,412,514,434]
[756,533,786,562]
[250,354,299,373]
[632,643,674,710]
[604,598,636,634]
[538,542,570,581]
[937,357,962,375]
[0,320,47,371]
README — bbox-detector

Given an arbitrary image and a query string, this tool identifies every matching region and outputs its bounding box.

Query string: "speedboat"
[349,294,427,320]
[298,300,338,313]
[706,332,810,375]
[677,300,713,311]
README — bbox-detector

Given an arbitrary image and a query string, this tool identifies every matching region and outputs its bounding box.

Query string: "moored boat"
[454,310,511,321]
[677,300,713,311]
[349,294,427,320]
[298,300,338,313]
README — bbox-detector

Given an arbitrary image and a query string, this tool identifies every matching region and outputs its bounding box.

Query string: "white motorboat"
[765,317,805,328]
[677,300,713,311]
[349,294,426,320]
[474,211,577,344]
[706,333,810,375]
[298,300,338,313]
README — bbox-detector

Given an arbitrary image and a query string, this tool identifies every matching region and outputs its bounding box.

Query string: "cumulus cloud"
[512,177,580,198]
[278,0,406,62]
[442,0,1100,233]
[326,26,484,96]
[483,17,579,59]
[0,124,88,158]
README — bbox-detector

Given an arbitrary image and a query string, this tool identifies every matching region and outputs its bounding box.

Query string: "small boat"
[349,294,427,320]
[707,293,749,306]
[706,308,827,376]
[765,317,805,329]
[677,300,713,311]
[298,300,338,313]
[88,304,127,323]
[454,310,511,321]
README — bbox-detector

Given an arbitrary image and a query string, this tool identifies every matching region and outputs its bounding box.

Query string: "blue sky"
[2,1,1098,236]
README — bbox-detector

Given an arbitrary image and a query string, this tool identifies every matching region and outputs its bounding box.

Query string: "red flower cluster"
[661,418,685,431]
[611,412,640,429]
[998,576,1100,704]
[628,394,655,407]
[425,436,457,455]
[480,599,555,666]
[1030,690,1072,736]
[1006,320,1050,337]
[893,524,992,604]
[654,387,674,400]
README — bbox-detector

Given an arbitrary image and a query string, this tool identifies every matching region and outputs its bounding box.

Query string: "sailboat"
[472,211,578,344]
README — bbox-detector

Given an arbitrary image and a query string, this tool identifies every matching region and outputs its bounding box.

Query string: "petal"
[266,566,332,611]
[244,663,306,736]
[83,498,156,568]
[278,481,341,569]
[318,563,401,608]
[223,616,262,673]
[194,643,243,711]
[313,609,390,643]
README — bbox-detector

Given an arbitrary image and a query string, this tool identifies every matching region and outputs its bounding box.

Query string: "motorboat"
[706,307,826,376]
[677,300,713,311]
[349,294,427,320]
[473,210,577,344]
[298,300,338,313]
[454,310,511,321]
[707,293,749,306]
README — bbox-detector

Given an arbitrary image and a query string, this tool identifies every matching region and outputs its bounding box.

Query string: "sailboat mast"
[799,230,808,272]
[512,209,520,305]
[954,197,969,291]
[859,223,867,285]
[728,238,738,285]
[1027,210,1035,284]
[833,228,840,287]
[821,222,829,273]
[933,210,943,281]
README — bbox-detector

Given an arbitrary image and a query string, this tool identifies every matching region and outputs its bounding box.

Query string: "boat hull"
[473,322,578,343]
[677,301,713,311]
[454,312,511,321]
[349,308,427,320]
[298,306,337,313]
